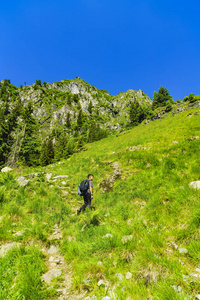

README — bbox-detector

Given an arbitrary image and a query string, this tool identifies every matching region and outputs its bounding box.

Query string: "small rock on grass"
[102,297,111,300]
[126,272,132,280]
[115,273,124,280]
[196,295,200,300]
[178,248,188,254]
[1,167,12,173]
[47,245,59,255]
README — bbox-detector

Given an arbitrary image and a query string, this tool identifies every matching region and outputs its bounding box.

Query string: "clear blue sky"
[0,0,200,100]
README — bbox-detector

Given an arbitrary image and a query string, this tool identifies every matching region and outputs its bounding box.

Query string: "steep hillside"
[1,105,200,299]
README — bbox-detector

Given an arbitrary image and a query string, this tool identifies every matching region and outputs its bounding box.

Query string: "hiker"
[77,174,94,215]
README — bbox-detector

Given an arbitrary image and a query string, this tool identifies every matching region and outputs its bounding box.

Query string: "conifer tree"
[152,86,173,109]
[66,113,71,128]
[77,110,83,128]
[54,132,68,161]
[129,99,140,126]
[88,101,93,114]
[40,141,48,166]
[19,102,40,166]
[46,139,54,164]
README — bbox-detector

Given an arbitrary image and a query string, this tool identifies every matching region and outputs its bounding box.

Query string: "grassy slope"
[1,108,200,299]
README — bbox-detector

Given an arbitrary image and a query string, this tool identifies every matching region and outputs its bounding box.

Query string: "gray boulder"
[189,181,200,190]
[1,167,12,173]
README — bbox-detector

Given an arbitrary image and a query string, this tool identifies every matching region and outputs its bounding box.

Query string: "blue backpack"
[78,180,89,196]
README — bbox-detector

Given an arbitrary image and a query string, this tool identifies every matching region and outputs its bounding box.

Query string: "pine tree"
[46,139,54,164]
[19,102,41,166]
[66,113,71,128]
[129,100,140,126]
[88,101,93,114]
[40,141,48,166]
[77,110,83,128]
[152,86,173,109]
[54,133,68,161]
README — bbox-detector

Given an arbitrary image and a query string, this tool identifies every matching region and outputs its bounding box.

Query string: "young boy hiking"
[77,174,94,215]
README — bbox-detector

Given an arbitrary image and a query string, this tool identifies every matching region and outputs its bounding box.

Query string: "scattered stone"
[16,176,29,187]
[82,278,93,290]
[61,181,67,185]
[53,175,68,180]
[115,273,124,280]
[105,161,113,165]
[172,285,183,293]
[47,245,59,255]
[97,261,103,265]
[178,248,188,254]
[46,173,52,181]
[67,236,76,242]
[188,136,199,141]
[195,268,200,273]
[102,233,113,239]
[125,272,132,280]
[13,230,24,237]
[1,167,12,173]
[50,263,57,267]
[121,235,133,244]
[0,242,21,257]
[49,256,55,262]
[190,272,200,279]
[42,269,62,284]
[102,296,111,300]
[189,181,200,190]
[97,279,106,287]
[99,162,122,193]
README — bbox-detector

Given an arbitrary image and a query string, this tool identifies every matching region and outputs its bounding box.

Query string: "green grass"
[0,107,200,299]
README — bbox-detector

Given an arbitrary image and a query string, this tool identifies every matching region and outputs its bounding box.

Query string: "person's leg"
[78,195,89,213]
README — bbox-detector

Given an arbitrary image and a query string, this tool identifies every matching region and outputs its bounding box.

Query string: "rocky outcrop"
[99,163,122,193]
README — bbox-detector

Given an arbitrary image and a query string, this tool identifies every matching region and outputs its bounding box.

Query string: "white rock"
[16,176,29,187]
[195,295,200,300]
[42,269,62,284]
[102,297,111,300]
[97,280,106,287]
[13,230,24,237]
[125,272,132,280]
[62,181,66,185]
[115,273,124,280]
[172,285,182,293]
[0,242,21,257]
[97,261,102,265]
[196,268,200,273]
[46,173,52,181]
[189,181,200,190]
[1,167,12,173]
[47,245,59,255]
[121,235,133,244]
[53,175,68,180]
[178,248,188,254]
[102,233,113,239]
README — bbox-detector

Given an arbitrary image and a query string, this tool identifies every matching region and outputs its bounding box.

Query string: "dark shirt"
[87,179,93,195]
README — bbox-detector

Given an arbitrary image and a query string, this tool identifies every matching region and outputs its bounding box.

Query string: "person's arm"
[90,186,93,198]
